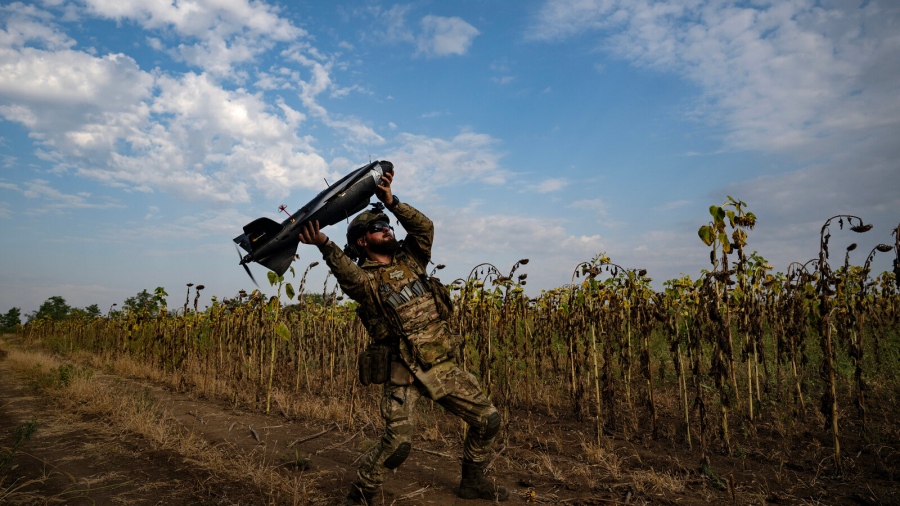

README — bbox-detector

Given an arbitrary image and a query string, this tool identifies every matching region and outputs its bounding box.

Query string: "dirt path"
[0,344,528,505]
[0,357,258,504]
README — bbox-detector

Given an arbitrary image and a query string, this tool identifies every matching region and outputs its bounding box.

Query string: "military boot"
[458,459,509,501]
[343,482,375,505]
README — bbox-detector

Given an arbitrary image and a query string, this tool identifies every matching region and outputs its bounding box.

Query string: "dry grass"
[2,345,317,504]
[270,387,352,422]
[581,439,626,479]
[629,468,686,495]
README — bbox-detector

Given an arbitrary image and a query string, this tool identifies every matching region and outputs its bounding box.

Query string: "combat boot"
[343,482,375,505]
[458,459,509,501]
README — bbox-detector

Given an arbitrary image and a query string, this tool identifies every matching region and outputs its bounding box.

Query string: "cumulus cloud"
[0,40,330,201]
[0,3,354,203]
[82,0,301,38]
[0,2,75,49]
[416,15,480,57]
[81,0,305,77]
[0,47,153,136]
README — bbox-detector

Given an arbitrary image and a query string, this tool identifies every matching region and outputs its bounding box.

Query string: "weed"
[31,363,91,390]
[701,463,726,490]
[0,419,38,470]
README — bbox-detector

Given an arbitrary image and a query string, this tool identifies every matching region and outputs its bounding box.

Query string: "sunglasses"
[366,221,393,234]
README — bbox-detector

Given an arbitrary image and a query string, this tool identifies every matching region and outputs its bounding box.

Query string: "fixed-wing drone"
[234,160,392,285]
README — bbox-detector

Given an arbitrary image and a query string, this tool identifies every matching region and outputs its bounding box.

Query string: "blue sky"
[1,0,898,317]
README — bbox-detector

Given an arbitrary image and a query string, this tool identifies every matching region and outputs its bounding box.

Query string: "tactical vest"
[360,253,455,370]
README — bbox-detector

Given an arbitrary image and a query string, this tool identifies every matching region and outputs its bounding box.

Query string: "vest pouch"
[405,321,455,371]
[358,343,392,386]
[392,293,453,370]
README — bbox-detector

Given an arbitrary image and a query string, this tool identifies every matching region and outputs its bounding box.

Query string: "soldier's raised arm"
[375,168,434,266]
[299,220,370,302]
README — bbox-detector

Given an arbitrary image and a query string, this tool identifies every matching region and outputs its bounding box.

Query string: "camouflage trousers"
[354,362,499,493]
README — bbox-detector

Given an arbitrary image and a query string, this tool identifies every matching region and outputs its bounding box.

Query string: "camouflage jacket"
[317,201,457,397]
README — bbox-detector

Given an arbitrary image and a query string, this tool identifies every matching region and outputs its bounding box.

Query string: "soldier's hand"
[299,220,328,247]
[376,170,394,207]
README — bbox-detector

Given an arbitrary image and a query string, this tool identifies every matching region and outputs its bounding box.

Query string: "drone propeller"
[235,244,259,287]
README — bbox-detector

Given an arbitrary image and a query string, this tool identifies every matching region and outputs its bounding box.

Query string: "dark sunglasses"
[366,221,393,234]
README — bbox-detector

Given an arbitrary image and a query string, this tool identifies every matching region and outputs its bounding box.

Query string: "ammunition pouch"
[382,277,429,309]
[358,343,392,386]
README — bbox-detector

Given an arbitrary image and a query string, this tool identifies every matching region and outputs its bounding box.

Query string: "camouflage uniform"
[317,201,501,497]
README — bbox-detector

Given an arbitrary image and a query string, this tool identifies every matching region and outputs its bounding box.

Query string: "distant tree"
[0,307,22,331]
[123,289,158,315]
[27,296,71,322]
[83,304,101,318]
[69,304,102,320]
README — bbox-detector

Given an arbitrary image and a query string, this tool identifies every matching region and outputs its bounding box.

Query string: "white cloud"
[82,0,302,40]
[0,4,356,204]
[365,4,416,45]
[0,42,332,202]
[534,177,568,193]
[529,0,900,155]
[0,3,75,49]
[416,15,480,57]
[81,0,306,77]
[0,48,152,116]
[386,131,509,199]
[284,48,384,145]
[357,7,478,58]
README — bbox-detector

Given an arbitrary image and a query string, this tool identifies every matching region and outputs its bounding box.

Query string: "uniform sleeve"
[391,201,434,266]
[317,240,371,303]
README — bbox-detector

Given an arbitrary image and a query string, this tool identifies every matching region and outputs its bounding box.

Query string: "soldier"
[298,165,509,505]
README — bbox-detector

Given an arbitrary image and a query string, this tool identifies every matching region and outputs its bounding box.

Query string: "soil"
[1,340,897,506]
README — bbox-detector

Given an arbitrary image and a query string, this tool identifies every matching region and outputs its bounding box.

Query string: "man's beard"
[368,237,399,255]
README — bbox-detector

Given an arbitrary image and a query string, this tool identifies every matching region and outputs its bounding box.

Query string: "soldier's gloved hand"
[299,220,328,247]
[376,170,394,207]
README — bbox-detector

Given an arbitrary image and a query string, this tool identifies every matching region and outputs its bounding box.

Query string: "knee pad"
[383,442,411,469]
[483,411,501,440]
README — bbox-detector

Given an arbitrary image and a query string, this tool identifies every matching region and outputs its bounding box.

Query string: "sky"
[1,0,898,318]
